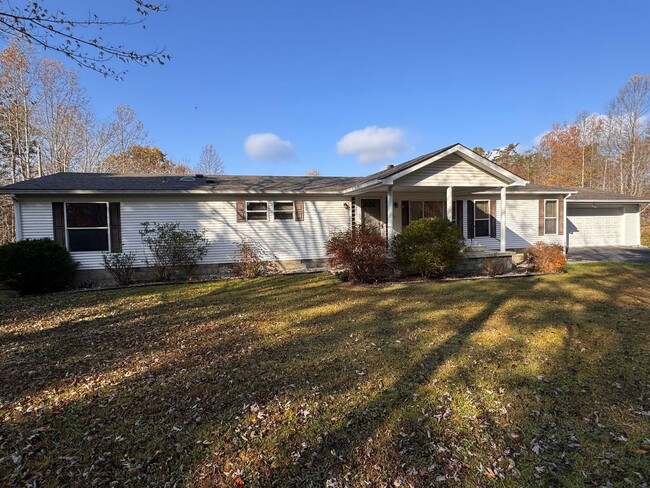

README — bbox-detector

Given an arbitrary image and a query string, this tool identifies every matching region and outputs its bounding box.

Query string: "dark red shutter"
[456,200,463,234]
[109,202,122,252]
[295,200,304,221]
[236,201,246,222]
[538,198,545,236]
[489,199,497,238]
[467,201,475,239]
[52,202,65,247]
[558,197,564,235]
[401,200,410,228]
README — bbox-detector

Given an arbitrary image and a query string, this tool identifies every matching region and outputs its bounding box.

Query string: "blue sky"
[19,1,650,175]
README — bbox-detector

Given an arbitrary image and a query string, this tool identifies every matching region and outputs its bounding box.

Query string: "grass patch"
[1,263,649,486]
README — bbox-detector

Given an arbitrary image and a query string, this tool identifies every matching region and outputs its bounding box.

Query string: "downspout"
[563,194,570,255]
[12,195,22,241]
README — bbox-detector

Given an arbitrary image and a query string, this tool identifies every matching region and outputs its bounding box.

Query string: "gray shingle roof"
[477,184,650,202]
[567,187,650,202]
[0,172,364,194]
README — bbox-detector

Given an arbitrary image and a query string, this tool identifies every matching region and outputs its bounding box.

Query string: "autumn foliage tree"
[104,146,191,175]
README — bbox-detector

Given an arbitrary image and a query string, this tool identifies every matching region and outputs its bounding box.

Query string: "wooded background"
[0,41,648,245]
[0,41,225,244]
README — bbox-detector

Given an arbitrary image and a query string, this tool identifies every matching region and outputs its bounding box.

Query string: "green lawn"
[1,264,649,487]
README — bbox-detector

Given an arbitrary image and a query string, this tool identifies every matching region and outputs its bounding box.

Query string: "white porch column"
[500,186,507,252]
[446,187,453,220]
[387,185,394,241]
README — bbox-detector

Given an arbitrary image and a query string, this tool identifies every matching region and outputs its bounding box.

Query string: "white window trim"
[64,202,111,253]
[272,200,295,222]
[544,199,559,235]
[474,200,490,237]
[245,201,269,222]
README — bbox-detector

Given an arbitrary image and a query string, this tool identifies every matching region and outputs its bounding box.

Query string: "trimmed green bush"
[0,238,77,294]
[393,218,465,278]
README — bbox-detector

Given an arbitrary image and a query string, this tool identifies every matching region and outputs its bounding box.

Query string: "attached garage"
[566,194,647,248]
[567,206,623,247]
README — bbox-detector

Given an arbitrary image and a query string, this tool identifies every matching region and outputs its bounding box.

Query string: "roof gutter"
[342,179,383,194]
[0,189,348,196]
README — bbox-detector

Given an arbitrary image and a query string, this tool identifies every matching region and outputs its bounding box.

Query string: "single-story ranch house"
[1,143,648,280]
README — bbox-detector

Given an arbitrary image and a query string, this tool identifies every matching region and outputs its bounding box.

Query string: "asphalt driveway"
[568,246,650,264]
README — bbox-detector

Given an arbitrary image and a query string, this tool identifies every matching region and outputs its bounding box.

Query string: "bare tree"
[0,1,170,79]
[197,144,225,175]
[0,41,38,182]
[607,75,650,195]
[36,57,90,173]
[105,104,148,173]
[305,168,321,176]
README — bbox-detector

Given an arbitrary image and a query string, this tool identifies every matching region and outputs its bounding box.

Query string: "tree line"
[0,40,224,243]
[474,75,650,197]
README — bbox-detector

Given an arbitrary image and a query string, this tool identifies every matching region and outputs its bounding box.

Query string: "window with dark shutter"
[65,202,110,252]
[246,201,268,221]
[52,202,65,246]
[456,200,463,234]
[295,200,304,221]
[109,203,122,252]
[236,201,246,222]
[474,200,490,237]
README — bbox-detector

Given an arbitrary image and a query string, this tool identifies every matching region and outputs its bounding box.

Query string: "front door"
[360,198,383,231]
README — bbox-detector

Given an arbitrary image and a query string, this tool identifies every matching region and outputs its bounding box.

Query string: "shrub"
[480,257,509,277]
[393,218,465,278]
[234,239,277,277]
[326,225,390,283]
[102,252,137,285]
[139,222,209,281]
[525,242,567,273]
[0,238,77,294]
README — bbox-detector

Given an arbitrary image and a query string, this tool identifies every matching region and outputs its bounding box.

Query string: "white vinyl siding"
[17,196,349,270]
[395,155,507,187]
[622,205,641,246]
[393,193,565,250]
[20,201,54,240]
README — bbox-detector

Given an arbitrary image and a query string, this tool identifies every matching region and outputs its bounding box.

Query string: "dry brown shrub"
[525,242,567,273]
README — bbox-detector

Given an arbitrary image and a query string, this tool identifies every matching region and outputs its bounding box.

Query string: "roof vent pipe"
[386,164,395,170]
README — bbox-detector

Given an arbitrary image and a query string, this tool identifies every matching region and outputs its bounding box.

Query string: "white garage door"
[567,207,622,247]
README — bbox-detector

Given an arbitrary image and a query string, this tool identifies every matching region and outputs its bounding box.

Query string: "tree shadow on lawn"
[1,264,648,487]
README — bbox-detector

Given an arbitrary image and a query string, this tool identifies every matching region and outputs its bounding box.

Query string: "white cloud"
[337,126,410,164]
[244,133,295,162]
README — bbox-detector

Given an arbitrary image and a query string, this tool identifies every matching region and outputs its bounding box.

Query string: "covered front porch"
[350,185,510,252]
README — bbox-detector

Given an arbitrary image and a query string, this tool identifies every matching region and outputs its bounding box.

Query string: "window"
[409,200,444,221]
[544,199,558,235]
[65,203,109,252]
[246,201,268,221]
[273,201,294,220]
[474,200,490,237]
